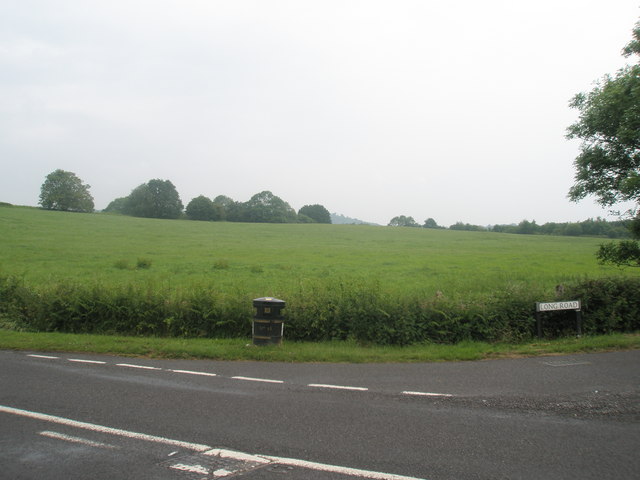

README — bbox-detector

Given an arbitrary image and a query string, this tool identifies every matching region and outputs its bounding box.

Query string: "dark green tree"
[567,21,640,266]
[243,191,297,223]
[123,179,183,219]
[423,218,440,229]
[388,215,419,227]
[104,197,127,213]
[39,169,94,213]
[298,204,331,224]
[186,195,223,221]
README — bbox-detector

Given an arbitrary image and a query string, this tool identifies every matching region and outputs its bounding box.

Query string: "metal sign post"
[535,300,582,338]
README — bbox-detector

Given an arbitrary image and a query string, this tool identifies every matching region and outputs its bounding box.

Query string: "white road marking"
[27,354,59,359]
[308,384,369,391]
[231,376,284,384]
[68,359,107,364]
[203,448,270,464]
[116,363,162,371]
[213,468,234,477]
[543,361,591,367]
[39,430,117,449]
[260,454,426,480]
[168,369,217,377]
[1,405,427,480]
[170,463,210,474]
[401,391,453,397]
[0,405,212,451]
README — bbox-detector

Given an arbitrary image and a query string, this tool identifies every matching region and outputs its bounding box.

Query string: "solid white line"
[232,376,284,384]
[39,430,117,449]
[0,405,212,452]
[1,406,427,480]
[308,384,368,391]
[68,359,107,365]
[116,363,162,371]
[27,354,59,359]
[203,448,271,464]
[168,369,217,377]
[259,454,426,480]
[401,391,453,397]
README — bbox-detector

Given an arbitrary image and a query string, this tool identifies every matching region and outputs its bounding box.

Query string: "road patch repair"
[0,404,426,480]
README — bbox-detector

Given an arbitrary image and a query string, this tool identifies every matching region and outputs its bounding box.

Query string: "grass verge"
[0,329,638,363]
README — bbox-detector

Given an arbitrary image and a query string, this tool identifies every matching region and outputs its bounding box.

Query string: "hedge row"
[1,276,638,345]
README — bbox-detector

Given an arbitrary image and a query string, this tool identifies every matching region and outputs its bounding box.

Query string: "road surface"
[1,349,638,479]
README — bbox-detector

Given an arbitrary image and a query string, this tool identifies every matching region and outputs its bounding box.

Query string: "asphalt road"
[0,349,638,479]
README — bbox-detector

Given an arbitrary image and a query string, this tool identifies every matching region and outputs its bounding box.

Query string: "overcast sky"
[1,1,638,226]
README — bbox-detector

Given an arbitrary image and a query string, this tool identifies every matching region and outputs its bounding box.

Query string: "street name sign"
[536,300,581,312]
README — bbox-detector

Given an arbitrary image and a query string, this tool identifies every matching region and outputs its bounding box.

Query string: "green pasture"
[0,205,628,300]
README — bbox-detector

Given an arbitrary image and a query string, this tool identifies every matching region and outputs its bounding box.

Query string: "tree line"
[38,171,332,224]
[387,215,632,238]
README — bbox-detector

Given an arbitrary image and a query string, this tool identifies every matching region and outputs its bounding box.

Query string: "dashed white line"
[401,391,453,397]
[39,430,117,449]
[308,384,369,391]
[115,363,162,371]
[27,354,59,359]
[232,376,284,384]
[68,359,107,365]
[168,369,217,377]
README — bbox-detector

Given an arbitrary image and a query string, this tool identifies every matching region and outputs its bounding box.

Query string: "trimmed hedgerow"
[1,275,638,344]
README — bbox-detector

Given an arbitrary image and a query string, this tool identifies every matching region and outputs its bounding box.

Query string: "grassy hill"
[1,205,637,344]
[0,205,626,297]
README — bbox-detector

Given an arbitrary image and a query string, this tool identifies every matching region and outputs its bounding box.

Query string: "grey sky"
[1,0,638,226]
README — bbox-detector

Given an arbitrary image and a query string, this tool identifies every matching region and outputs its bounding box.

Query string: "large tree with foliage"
[39,169,94,213]
[186,195,223,221]
[298,204,331,224]
[243,191,297,223]
[567,21,640,266]
[122,179,183,219]
[388,215,419,227]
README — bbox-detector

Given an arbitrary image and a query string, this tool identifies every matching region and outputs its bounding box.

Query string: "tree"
[423,218,440,229]
[186,195,222,221]
[243,191,297,223]
[39,169,94,213]
[298,204,331,224]
[104,197,127,213]
[567,21,640,266]
[388,215,419,227]
[123,179,183,219]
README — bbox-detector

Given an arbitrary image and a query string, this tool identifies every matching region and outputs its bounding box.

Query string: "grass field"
[1,205,637,346]
[0,205,628,300]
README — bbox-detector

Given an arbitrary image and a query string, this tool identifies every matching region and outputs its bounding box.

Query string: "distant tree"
[516,219,539,235]
[567,20,640,266]
[39,169,94,213]
[186,195,222,221]
[297,213,316,223]
[243,191,297,223]
[104,197,127,213]
[123,179,183,219]
[388,215,419,227]
[564,223,584,236]
[423,218,440,229]
[449,222,486,231]
[298,204,331,224]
